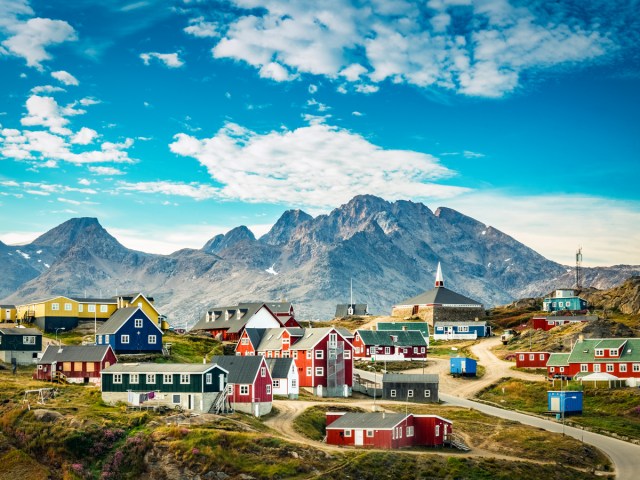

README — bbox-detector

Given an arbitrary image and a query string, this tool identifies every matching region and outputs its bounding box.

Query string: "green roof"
[568,338,640,363]
[377,322,429,336]
[546,353,570,367]
[356,329,427,347]
[594,339,627,350]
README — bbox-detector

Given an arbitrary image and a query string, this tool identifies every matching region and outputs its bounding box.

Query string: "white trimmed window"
[559,367,565,372]
[315,367,324,376]
[593,364,601,373]
[206,373,212,384]
[266,385,271,395]
[135,318,143,328]
[620,364,627,373]
[148,335,156,344]
[240,385,249,395]
[261,367,266,377]
[390,389,397,398]
[23,336,36,345]
[180,374,190,384]
[581,364,588,372]
[606,364,614,373]
[306,350,312,359]
[282,337,290,345]
[529,354,535,361]
[146,374,156,383]
[407,426,414,437]
[458,326,469,333]
[79,304,84,312]
[105,334,109,343]
[291,379,297,388]
[88,304,96,313]
[130,374,139,384]
[121,334,130,344]
[407,389,414,398]
[172,394,180,404]
[518,354,525,360]
[540,354,545,360]
[385,347,390,354]
[100,305,108,313]
[435,425,440,437]
[64,303,72,311]
[163,374,173,384]
[306,367,312,376]
[241,337,248,345]
[633,364,640,372]
[344,350,351,359]
[550,367,555,373]
[51,303,59,311]
[421,347,425,353]
[315,350,324,359]
[344,429,352,437]
[595,349,604,357]
[366,429,374,437]
[610,349,618,356]
[424,390,431,398]
[293,351,298,359]
[273,379,280,389]
[113,374,122,384]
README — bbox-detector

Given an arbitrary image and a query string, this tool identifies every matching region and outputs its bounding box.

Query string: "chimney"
[578,334,584,343]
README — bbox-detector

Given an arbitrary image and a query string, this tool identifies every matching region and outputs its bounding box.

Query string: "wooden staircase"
[208,389,232,414]
[447,433,471,451]
[52,371,68,384]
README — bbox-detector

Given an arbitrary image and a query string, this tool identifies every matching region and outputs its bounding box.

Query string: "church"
[391,263,485,327]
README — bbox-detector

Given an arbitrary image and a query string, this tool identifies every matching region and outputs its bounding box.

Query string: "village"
[1,264,640,479]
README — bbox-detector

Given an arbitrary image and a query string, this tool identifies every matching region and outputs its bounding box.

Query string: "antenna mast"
[575,247,583,290]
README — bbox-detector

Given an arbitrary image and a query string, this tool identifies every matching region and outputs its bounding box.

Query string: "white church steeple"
[435,262,444,288]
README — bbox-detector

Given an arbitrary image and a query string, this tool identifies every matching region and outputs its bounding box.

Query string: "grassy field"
[477,378,640,440]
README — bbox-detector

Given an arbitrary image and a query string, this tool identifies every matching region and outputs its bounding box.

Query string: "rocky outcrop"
[581,276,640,315]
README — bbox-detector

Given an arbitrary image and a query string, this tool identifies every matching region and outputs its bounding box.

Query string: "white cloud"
[308,84,318,94]
[169,121,468,208]
[88,166,125,176]
[78,178,91,186]
[206,0,619,97]
[30,85,65,94]
[79,97,100,106]
[445,192,640,267]
[140,51,184,68]
[117,180,219,200]
[20,95,71,135]
[1,17,77,69]
[51,70,78,86]
[71,127,98,145]
[184,17,218,38]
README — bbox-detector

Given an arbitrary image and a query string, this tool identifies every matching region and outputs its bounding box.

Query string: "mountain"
[2,195,638,326]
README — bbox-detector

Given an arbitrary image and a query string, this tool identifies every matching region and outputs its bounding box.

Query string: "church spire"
[435,262,444,287]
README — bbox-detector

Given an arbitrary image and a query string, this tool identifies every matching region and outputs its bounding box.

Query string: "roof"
[39,344,112,363]
[245,328,267,349]
[396,286,482,308]
[577,372,620,381]
[68,297,117,304]
[190,302,277,333]
[102,363,226,374]
[266,358,294,379]
[335,304,369,317]
[289,327,350,351]
[382,373,439,384]
[327,412,409,430]
[567,338,640,363]
[377,322,429,336]
[97,307,160,335]
[546,353,570,367]
[434,320,487,327]
[209,355,266,384]
[535,315,597,322]
[0,304,16,308]
[115,293,155,302]
[0,327,41,336]
[356,330,427,347]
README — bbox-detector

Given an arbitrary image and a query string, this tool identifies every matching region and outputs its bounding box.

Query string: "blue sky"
[0,0,639,266]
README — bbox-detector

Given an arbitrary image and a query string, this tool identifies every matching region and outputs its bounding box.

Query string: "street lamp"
[55,327,65,346]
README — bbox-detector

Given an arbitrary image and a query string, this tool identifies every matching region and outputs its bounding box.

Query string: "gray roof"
[289,327,350,350]
[97,307,154,335]
[335,304,369,317]
[0,327,41,336]
[245,328,267,349]
[396,286,482,308]
[536,315,598,322]
[39,344,112,363]
[0,304,16,308]
[434,320,487,327]
[327,412,409,430]
[266,358,294,379]
[68,297,117,304]
[102,363,226,374]
[191,302,286,333]
[382,373,439,384]
[209,355,265,384]
[355,330,427,347]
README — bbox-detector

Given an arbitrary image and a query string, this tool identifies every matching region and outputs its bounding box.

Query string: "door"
[188,395,193,410]
[550,397,560,412]
[219,374,225,391]
[461,360,466,373]
[5,309,10,320]
[354,429,364,446]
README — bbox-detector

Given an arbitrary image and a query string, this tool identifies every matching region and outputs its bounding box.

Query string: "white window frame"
[458,326,469,333]
[146,373,156,384]
[180,374,190,384]
[113,374,122,384]
[121,334,130,344]
[88,304,96,313]
[100,305,108,313]
[595,349,604,356]
[261,367,266,377]
[315,349,324,359]
[306,350,312,359]
[344,349,351,359]
[633,364,640,373]
[593,364,601,373]
[79,304,84,312]
[407,426,414,437]
[266,384,271,395]
[148,335,156,344]
[306,367,312,376]
[390,389,396,398]
[606,364,614,373]
[51,303,59,311]
[273,379,280,389]
[519,354,524,360]
[385,347,390,354]
[424,389,431,398]
[580,364,588,372]
[163,373,173,384]
[366,429,374,438]
[344,429,352,437]
[435,425,440,437]
[610,349,618,356]
[407,389,414,398]
[130,373,139,384]
[539,354,545,360]
[135,318,143,328]
[241,337,248,345]
[64,303,72,311]
[550,367,555,373]
[529,354,535,361]
[240,385,249,395]
[315,367,324,376]
[23,336,36,345]
[620,364,628,372]
[206,373,212,384]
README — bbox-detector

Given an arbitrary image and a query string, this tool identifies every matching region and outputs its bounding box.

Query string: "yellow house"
[115,293,160,326]
[0,305,17,323]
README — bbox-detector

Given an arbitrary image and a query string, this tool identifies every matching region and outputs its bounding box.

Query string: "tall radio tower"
[575,247,583,290]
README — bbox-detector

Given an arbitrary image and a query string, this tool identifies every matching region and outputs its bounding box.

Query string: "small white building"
[266,358,299,399]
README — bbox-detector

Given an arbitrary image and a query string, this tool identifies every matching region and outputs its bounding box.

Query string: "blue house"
[548,391,583,415]
[433,321,489,340]
[96,307,163,354]
[450,357,477,376]
[543,289,588,313]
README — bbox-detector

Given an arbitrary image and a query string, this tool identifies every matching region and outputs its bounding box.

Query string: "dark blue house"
[450,357,477,376]
[96,307,163,354]
[433,321,490,340]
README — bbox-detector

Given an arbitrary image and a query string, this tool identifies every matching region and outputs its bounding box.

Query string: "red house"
[515,351,551,368]
[237,327,354,397]
[532,315,597,331]
[352,329,427,361]
[190,302,300,342]
[34,344,117,385]
[208,355,272,416]
[326,412,452,449]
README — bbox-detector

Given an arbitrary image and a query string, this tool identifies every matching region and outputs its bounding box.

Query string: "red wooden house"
[326,412,452,449]
[532,315,597,331]
[209,355,272,416]
[237,327,354,397]
[352,329,427,361]
[515,351,551,368]
[34,344,116,385]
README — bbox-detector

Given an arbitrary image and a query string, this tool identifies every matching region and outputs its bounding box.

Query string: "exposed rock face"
[581,276,640,315]
[1,195,638,326]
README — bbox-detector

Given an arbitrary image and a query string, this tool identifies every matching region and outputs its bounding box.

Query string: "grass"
[477,378,640,440]
[354,360,428,373]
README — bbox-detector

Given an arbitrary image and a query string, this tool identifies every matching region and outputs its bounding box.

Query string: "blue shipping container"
[547,391,583,414]
[450,357,477,376]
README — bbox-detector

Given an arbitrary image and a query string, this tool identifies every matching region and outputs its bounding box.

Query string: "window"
[634,364,640,373]
[163,374,173,384]
[73,362,82,371]
[180,374,190,384]
[593,364,601,373]
[435,425,440,437]
[130,373,139,384]
[240,385,249,395]
[100,305,108,313]
[291,379,297,388]
[390,389,397,398]
[227,384,233,394]
[293,351,298,359]
[282,351,290,358]
[172,394,180,404]
[113,374,122,384]
[340,349,350,360]
[135,318,143,328]
[241,337,248,345]
[595,349,604,356]
[518,354,524,361]
[458,326,469,333]
[261,367,266,377]
[282,337,290,345]
[23,336,36,345]
[421,347,425,353]
[88,304,96,313]
[344,430,352,437]
[267,351,272,358]
[397,427,402,439]
[559,367,564,372]
[407,389,414,398]
[86,363,94,372]
[121,334,130,344]
[306,350,312,359]
[606,364,614,373]
[315,367,324,376]
[51,302,59,311]
[329,333,337,347]
[306,367,312,376]
[424,390,431,398]
[64,303,72,311]
[581,364,588,372]
[63,362,71,371]
[79,304,84,312]
[539,354,545,360]
[620,364,628,373]
[266,385,271,395]
[206,373,212,384]
[146,374,156,383]
[315,350,324,359]
[529,354,535,361]
[385,347,390,354]
[610,349,618,356]
[407,426,414,437]
[366,430,374,437]
[550,367,555,373]
[148,335,156,344]
[273,380,280,389]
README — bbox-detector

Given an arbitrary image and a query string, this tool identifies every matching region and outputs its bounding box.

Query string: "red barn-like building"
[532,315,597,331]
[35,345,117,384]
[326,412,452,449]
[515,351,551,368]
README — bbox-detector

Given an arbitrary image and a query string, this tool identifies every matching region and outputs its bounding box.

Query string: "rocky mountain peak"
[260,209,312,246]
[202,225,256,254]
[30,217,122,253]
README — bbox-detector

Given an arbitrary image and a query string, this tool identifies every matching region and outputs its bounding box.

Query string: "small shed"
[450,357,477,376]
[547,391,583,414]
[382,373,439,403]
